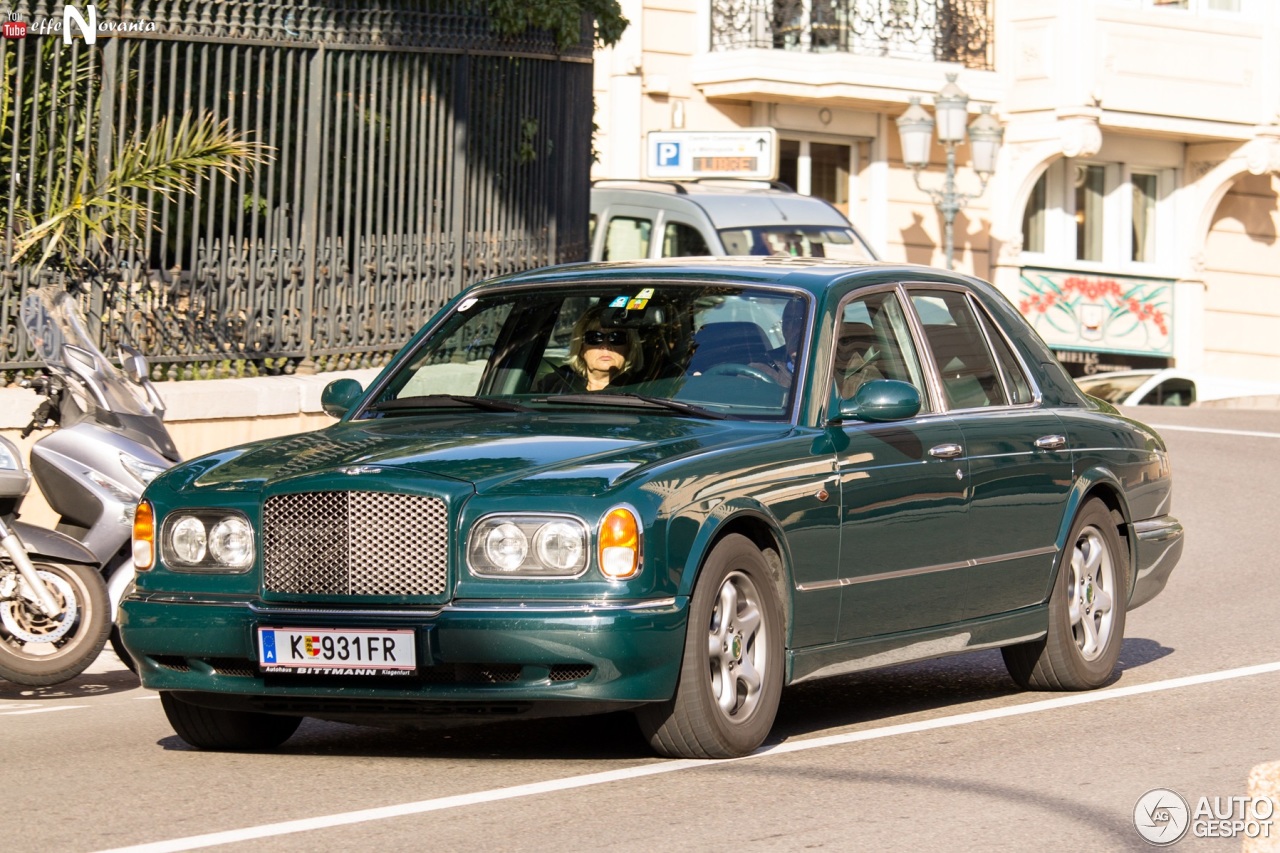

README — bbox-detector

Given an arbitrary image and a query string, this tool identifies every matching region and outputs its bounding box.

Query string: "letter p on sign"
[657,142,680,168]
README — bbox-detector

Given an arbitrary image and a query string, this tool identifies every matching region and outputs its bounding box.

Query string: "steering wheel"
[703,362,776,383]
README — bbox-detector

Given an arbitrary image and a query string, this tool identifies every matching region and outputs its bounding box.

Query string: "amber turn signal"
[598,507,640,579]
[133,499,155,570]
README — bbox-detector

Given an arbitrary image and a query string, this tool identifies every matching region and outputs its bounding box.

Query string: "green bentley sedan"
[121,258,1184,759]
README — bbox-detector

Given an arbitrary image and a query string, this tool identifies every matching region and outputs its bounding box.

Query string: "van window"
[603,216,652,261]
[662,221,711,257]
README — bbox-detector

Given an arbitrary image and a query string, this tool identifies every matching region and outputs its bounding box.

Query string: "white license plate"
[258,627,417,676]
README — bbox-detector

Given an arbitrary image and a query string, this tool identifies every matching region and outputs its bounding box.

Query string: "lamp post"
[895,73,1004,269]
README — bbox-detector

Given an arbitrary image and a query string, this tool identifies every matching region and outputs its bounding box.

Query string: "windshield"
[1076,372,1152,403]
[718,225,875,261]
[19,288,155,417]
[367,283,809,421]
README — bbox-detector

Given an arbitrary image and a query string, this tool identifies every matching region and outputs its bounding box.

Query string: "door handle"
[1035,434,1067,450]
[929,443,963,459]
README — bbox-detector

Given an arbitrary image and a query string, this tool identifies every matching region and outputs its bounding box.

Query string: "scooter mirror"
[118,345,149,385]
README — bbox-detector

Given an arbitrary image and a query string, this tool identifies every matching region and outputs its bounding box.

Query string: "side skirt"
[786,606,1049,685]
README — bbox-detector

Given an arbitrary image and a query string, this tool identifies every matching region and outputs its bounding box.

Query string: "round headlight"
[484,522,528,571]
[170,516,207,564]
[533,521,586,572]
[209,517,254,568]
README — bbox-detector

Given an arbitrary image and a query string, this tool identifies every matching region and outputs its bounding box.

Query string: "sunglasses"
[584,329,629,347]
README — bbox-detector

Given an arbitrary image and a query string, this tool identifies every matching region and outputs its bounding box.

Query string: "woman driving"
[536,305,643,393]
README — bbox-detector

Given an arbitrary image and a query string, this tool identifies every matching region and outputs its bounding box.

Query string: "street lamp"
[895,73,1004,269]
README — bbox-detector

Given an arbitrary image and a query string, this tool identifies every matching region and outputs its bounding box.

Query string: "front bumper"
[1129,515,1184,610]
[120,594,689,719]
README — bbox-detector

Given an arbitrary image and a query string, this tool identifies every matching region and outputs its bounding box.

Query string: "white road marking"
[0,705,88,716]
[1147,423,1280,439]
[96,659,1280,853]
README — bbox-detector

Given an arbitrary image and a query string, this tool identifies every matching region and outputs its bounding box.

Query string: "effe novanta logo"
[3,6,155,46]
[3,11,27,39]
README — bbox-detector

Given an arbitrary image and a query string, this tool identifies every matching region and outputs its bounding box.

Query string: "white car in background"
[1075,368,1280,406]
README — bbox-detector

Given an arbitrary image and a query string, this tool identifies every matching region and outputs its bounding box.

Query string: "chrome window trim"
[898,281,1046,414]
[826,283,941,419]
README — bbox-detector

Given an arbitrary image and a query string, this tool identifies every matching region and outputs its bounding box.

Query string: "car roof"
[475,256,984,299]
[591,180,852,229]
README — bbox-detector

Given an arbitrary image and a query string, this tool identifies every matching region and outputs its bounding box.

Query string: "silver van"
[589,179,878,262]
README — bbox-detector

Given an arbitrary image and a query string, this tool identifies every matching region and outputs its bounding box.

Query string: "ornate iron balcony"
[710,0,994,70]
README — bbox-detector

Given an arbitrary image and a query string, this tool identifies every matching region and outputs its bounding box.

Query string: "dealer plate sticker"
[258,627,417,676]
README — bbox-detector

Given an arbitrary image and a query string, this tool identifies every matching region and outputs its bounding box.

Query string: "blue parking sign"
[656,142,681,167]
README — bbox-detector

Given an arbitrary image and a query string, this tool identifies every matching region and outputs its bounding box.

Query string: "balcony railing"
[710,0,995,70]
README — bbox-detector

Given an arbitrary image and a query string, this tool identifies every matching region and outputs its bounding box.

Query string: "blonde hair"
[565,305,643,379]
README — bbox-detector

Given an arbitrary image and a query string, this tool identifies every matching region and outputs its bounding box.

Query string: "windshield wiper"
[367,395,532,413]
[534,393,726,420]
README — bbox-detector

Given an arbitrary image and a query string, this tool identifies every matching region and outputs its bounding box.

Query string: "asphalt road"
[4,405,1277,853]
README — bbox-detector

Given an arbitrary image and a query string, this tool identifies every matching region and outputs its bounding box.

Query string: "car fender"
[667,498,794,613]
[1055,466,1136,594]
[9,520,99,566]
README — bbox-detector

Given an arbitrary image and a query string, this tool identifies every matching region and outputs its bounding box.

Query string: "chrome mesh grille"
[263,492,449,598]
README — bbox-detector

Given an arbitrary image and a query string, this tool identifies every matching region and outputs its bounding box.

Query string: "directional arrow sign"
[646,129,778,180]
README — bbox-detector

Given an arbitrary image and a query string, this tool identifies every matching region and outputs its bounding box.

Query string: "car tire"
[636,534,784,759]
[160,692,301,751]
[1002,499,1129,690]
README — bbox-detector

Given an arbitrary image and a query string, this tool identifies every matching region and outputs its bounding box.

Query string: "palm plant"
[2,38,264,280]
[9,113,264,275]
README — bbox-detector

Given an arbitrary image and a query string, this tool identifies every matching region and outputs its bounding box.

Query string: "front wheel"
[0,561,111,686]
[161,692,302,751]
[636,534,784,759]
[1002,499,1129,690]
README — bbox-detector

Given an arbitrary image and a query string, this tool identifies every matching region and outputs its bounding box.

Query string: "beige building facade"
[593,0,1280,380]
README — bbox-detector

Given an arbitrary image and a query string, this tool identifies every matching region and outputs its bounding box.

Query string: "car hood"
[171,411,780,497]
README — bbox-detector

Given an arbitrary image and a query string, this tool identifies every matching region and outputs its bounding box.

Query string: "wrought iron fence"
[1,1,593,380]
[710,0,994,70]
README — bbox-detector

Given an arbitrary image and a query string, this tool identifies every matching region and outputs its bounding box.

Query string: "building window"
[1075,164,1106,263]
[1131,172,1158,263]
[1020,159,1171,270]
[779,138,855,215]
[1022,172,1047,254]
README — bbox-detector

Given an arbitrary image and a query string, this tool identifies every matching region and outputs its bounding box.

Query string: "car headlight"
[468,514,588,578]
[161,510,254,572]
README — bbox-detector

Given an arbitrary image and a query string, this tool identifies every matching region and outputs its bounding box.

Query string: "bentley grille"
[262,491,449,597]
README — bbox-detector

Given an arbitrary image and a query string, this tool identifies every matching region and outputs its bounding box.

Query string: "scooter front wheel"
[0,560,110,686]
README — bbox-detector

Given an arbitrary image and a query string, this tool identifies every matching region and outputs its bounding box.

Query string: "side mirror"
[321,378,364,418]
[118,345,149,385]
[838,379,921,423]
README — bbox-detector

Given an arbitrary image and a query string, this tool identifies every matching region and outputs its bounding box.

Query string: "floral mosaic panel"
[1017,268,1173,356]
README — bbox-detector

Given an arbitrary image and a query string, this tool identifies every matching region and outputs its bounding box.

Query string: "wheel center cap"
[731,633,743,661]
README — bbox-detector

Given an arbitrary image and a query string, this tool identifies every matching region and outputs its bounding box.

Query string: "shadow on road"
[0,665,140,701]
[147,640,1178,761]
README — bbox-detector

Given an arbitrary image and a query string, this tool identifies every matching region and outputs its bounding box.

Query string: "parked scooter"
[18,287,182,669]
[0,434,110,685]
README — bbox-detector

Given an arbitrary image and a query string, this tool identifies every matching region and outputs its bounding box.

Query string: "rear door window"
[602,216,652,260]
[909,290,1007,410]
[661,221,711,257]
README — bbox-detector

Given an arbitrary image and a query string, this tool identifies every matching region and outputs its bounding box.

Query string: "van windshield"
[719,225,875,261]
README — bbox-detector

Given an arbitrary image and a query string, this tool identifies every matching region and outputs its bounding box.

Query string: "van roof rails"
[591,179,688,194]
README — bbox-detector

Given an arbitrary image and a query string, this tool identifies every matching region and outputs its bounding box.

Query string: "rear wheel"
[0,560,110,686]
[1003,499,1128,690]
[636,534,784,759]
[161,692,301,751]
